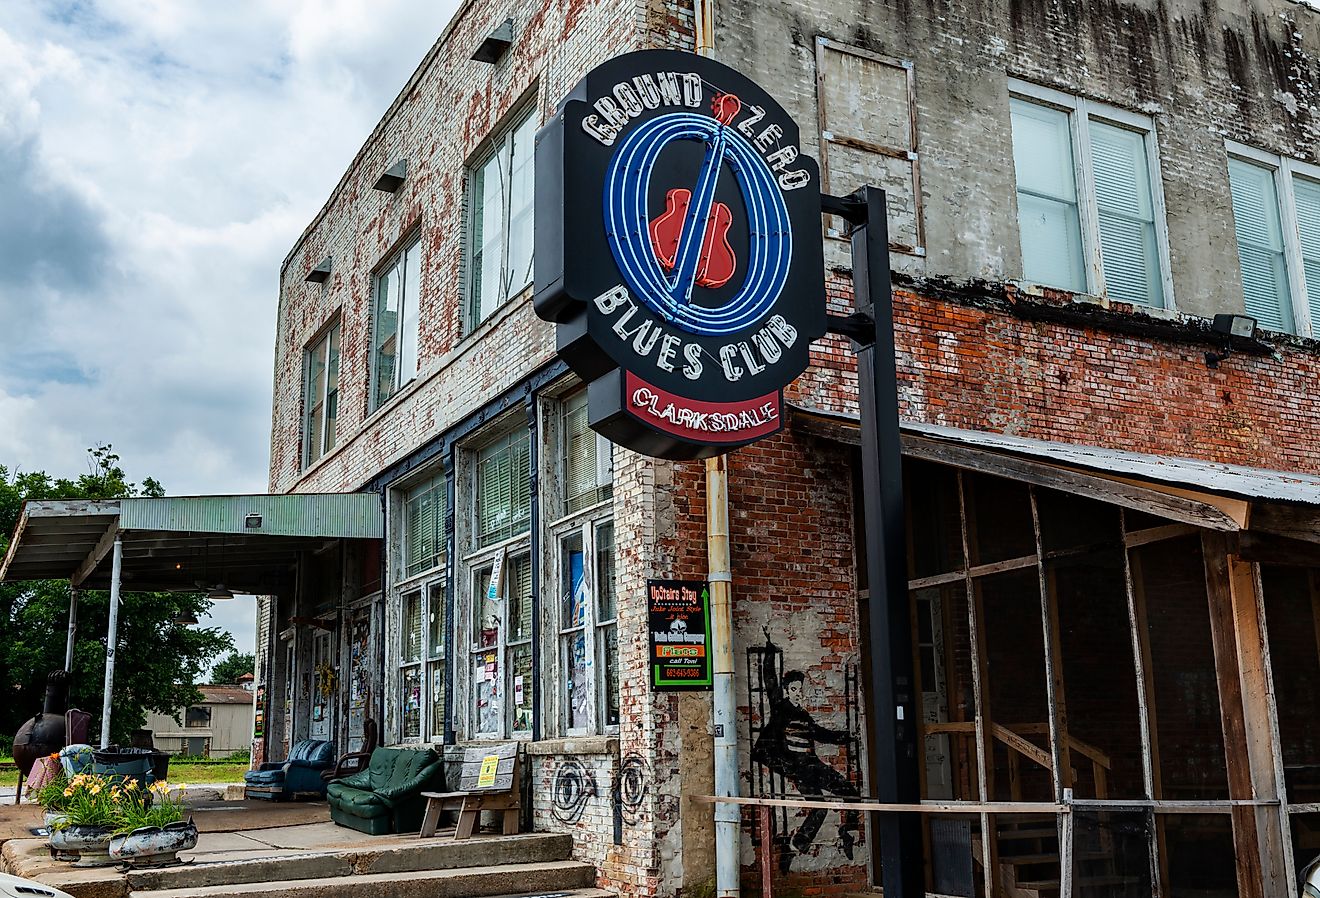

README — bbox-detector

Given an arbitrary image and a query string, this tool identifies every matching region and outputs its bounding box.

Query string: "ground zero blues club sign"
[535,50,826,459]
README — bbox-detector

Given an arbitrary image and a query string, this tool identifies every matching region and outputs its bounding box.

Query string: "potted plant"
[109,780,197,868]
[48,773,121,867]
[34,763,75,861]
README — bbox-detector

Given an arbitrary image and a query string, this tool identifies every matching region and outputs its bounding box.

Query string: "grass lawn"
[1,758,250,788]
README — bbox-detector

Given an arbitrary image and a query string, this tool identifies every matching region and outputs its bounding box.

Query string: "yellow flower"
[89,784,102,795]
[49,752,59,759]
[124,778,139,791]
[62,788,73,798]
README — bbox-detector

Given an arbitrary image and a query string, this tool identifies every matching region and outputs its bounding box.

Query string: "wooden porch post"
[1202,532,1289,898]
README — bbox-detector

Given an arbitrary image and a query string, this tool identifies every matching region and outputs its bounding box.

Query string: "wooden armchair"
[323,718,379,784]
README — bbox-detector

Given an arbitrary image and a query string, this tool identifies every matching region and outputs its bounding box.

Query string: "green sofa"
[326,746,445,835]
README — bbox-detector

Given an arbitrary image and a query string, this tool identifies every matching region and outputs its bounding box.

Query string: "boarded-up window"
[815,37,923,255]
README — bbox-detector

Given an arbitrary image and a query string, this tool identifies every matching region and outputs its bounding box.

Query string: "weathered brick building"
[256,0,1320,895]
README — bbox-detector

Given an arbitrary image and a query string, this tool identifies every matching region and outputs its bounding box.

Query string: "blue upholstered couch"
[244,740,336,800]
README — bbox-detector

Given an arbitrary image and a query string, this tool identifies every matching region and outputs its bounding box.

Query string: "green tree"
[1,446,233,746]
[210,652,255,685]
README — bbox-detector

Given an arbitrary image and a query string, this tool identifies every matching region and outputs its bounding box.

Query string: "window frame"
[1225,141,1320,337]
[301,318,341,469]
[389,465,451,745]
[370,234,423,413]
[459,420,535,741]
[465,104,538,331]
[546,389,617,737]
[1008,79,1176,310]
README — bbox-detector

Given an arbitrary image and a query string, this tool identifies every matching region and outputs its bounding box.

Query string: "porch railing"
[922,720,1112,799]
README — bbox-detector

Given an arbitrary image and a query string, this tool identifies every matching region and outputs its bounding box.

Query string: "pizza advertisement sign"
[647,579,712,691]
[535,50,826,460]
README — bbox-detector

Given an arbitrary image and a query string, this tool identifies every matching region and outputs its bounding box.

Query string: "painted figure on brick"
[751,628,861,860]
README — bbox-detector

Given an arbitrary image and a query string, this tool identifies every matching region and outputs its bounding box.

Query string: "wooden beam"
[1236,531,1320,566]
[903,436,1242,531]
[72,521,122,587]
[1250,503,1320,545]
[1202,533,1288,898]
[1124,523,1199,549]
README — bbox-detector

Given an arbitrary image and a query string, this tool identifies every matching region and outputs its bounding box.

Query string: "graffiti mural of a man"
[752,628,861,859]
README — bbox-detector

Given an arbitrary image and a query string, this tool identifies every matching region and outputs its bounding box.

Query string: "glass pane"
[1090,120,1163,307]
[477,431,530,546]
[511,643,533,733]
[562,531,587,629]
[508,553,533,642]
[1293,175,1320,330]
[305,337,327,465]
[1229,156,1293,332]
[399,241,421,383]
[506,113,536,298]
[1011,98,1086,292]
[596,522,616,621]
[405,475,445,579]
[511,431,532,535]
[599,624,619,728]
[565,630,590,730]
[401,666,421,741]
[472,147,507,324]
[402,590,422,664]
[373,259,402,407]
[324,325,340,454]
[473,564,499,648]
[473,650,500,734]
[427,581,446,660]
[428,662,446,741]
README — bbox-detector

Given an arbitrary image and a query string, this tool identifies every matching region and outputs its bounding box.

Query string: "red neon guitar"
[648,93,741,292]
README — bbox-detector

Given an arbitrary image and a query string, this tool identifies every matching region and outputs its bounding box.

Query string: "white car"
[0,872,75,898]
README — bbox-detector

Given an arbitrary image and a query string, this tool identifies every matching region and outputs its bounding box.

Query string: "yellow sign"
[477,754,499,788]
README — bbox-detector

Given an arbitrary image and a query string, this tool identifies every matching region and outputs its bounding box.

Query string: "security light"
[245,512,263,529]
[206,585,234,601]
[472,19,513,64]
[1205,313,1258,369]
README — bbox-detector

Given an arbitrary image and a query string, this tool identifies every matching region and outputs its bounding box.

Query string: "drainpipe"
[99,537,123,748]
[707,455,739,898]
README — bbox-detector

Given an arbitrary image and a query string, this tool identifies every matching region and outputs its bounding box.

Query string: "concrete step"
[129,859,598,898]
[128,832,576,893]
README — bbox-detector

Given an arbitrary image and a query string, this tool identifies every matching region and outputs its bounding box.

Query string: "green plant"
[52,773,123,829]
[34,767,71,811]
[112,779,187,835]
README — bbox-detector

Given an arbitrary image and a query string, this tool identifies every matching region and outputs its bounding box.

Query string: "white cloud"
[0,0,461,653]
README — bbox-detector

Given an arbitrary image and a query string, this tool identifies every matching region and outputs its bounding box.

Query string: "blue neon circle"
[603,112,793,337]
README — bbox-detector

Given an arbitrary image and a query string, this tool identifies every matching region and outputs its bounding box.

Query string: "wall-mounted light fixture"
[245,512,263,529]
[1204,313,1258,369]
[472,18,513,64]
[372,160,407,193]
[206,585,234,601]
[305,256,332,284]
[173,611,199,626]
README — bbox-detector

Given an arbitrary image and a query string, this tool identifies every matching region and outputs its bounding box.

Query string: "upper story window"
[1009,82,1172,309]
[468,108,537,329]
[1225,144,1320,336]
[372,235,422,411]
[185,706,211,728]
[303,320,340,468]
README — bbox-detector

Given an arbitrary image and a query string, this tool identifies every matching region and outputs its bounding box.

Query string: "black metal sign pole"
[822,186,924,897]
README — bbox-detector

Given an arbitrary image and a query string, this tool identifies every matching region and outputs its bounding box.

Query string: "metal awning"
[790,404,1320,543]
[0,493,383,592]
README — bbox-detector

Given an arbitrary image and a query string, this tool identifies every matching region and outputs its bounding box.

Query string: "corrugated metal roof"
[0,493,383,590]
[198,685,256,704]
[907,421,1320,505]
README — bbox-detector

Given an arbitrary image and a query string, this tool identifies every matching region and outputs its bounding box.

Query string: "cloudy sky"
[0,0,460,661]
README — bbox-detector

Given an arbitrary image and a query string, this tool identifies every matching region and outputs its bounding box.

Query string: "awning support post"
[65,587,79,673]
[100,537,123,748]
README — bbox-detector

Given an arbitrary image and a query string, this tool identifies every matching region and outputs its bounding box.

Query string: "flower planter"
[43,812,76,862]
[50,824,115,867]
[109,820,198,868]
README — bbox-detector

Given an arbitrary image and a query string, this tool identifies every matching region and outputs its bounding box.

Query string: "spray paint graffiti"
[749,626,862,869]
[552,759,597,823]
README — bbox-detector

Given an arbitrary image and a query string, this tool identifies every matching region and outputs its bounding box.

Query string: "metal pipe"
[99,537,123,748]
[707,454,740,898]
[694,0,714,57]
[65,587,79,672]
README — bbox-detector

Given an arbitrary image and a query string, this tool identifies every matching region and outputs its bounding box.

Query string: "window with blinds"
[476,430,531,546]
[1228,157,1294,333]
[1009,84,1171,308]
[1293,175,1320,330]
[402,590,423,664]
[563,391,612,515]
[403,474,446,579]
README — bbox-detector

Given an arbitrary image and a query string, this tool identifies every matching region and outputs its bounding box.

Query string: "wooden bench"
[419,742,520,839]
